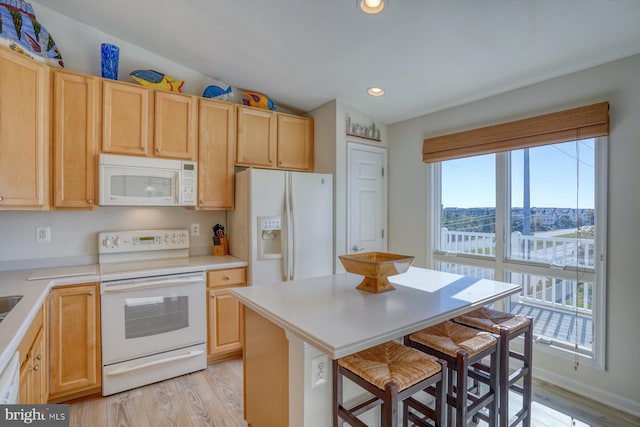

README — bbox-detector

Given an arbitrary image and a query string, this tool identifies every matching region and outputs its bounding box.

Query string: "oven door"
[101,272,206,365]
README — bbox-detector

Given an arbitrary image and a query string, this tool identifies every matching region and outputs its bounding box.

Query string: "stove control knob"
[164,233,170,243]
[179,233,186,243]
[171,234,178,243]
[102,238,111,247]
[114,237,122,246]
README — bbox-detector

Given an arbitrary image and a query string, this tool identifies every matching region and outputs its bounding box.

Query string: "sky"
[442,139,596,209]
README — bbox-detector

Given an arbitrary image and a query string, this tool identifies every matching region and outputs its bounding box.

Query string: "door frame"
[346,141,388,254]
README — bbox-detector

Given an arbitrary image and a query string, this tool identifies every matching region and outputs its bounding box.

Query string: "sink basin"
[0,295,23,323]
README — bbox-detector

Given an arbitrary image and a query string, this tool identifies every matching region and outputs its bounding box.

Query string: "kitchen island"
[232,266,521,427]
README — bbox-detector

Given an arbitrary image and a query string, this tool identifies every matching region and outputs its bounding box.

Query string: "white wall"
[0,3,228,271]
[388,53,640,416]
[30,1,227,95]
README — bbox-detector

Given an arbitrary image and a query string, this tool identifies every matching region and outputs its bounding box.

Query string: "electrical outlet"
[36,226,51,243]
[311,354,329,388]
[190,223,200,236]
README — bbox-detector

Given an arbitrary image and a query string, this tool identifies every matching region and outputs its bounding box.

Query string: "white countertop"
[232,267,521,359]
[0,255,247,374]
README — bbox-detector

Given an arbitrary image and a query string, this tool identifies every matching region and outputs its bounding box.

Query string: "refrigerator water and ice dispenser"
[258,216,282,259]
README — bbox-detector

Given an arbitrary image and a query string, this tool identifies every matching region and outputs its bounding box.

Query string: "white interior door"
[347,143,387,254]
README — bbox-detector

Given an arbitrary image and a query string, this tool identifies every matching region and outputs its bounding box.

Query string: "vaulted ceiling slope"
[41,0,640,124]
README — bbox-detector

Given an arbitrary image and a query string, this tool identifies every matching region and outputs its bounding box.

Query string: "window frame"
[427,137,607,370]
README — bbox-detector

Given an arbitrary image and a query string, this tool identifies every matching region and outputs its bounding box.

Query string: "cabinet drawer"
[207,268,246,288]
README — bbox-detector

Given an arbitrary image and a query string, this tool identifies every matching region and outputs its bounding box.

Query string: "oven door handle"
[102,275,203,293]
[105,350,205,376]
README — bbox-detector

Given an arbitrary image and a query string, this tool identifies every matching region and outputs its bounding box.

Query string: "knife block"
[213,236,229,256]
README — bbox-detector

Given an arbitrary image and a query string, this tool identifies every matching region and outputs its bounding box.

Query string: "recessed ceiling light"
[357,0,385,15]
[367,87,385,97]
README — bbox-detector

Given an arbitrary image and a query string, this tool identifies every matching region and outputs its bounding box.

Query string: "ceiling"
[42,0,640,124]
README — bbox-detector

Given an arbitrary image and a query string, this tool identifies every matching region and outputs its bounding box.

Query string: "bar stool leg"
[333,359,342,427]
[455,352,467,427]
[490,340,500,427]
[522,324,532,427]
[499,328,509,427]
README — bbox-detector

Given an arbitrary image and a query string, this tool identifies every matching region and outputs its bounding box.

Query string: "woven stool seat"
[409,320,497,358]
[405,320,500,426]
[338,340,442,392]
[454,307,530,334]
[454,308,533,427]
[334,340,446,426]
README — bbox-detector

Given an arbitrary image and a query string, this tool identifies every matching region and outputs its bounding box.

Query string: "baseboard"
[534,367,640,419]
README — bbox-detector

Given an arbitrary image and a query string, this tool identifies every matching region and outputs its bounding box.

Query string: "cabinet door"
[154,91,197,160]
[48,283,101,401]
[236,105,276,168]
[198,99,235,209]
[0,49,50,209]
[102,80,153,156]
[53,70,100,209]
[207,288,244,358]
[277,114,314,171]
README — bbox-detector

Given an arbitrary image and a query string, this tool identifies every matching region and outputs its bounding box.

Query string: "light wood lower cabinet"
[207,268,246,363]
[48,282,101,402]
[18,305,46,404]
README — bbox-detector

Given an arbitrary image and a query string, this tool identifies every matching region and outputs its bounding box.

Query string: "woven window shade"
[422,102,609,163]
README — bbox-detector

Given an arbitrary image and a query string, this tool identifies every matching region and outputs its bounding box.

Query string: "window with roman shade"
[425,102,609,368]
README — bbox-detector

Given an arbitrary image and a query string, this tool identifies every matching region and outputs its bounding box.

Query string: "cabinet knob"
[279,161,283,165]
[88,291,94,296]
[35,354,42,361]
[200,200,204,204]
[225,276,231,280]
[87,199,94,205]
[156,148,161,153]
[142,147,147,153]
[269,159,273,164]
[211,295,215,299]
[0,195,3,201]
[33,365,39,372]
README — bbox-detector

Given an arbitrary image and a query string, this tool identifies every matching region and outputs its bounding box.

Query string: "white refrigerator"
[228,168,333,285]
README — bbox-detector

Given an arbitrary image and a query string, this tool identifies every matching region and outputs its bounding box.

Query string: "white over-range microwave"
[99,154,197,206]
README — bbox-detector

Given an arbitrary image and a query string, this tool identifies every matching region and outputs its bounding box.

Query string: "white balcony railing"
[440,228,594,315]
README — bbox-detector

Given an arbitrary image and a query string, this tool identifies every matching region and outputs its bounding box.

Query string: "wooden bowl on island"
[339,252,415,293]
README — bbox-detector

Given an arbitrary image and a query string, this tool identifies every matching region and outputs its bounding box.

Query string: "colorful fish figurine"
[242,91,277,111]
[129,69,185,93]
[203,84,233,100]
[0,0,64,67]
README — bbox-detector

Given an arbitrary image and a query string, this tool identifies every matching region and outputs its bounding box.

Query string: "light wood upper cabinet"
[206,268,246,363]
[0,48,50,209]
[154,91,197,160]
[236,105,313,171]
[102,80,197,161]
[53,70,100,209]
[102,79,153,156]
[277,113,314,171]
[18,305,46,404]
[198,99,235,210]
[48,283,101,402]
[236,105,277,168]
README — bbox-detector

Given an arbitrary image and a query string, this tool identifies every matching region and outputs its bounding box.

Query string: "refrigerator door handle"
[283,173,292,281]
[289,174,296,280]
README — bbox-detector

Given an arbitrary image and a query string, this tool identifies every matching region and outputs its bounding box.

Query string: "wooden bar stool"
[454,307,533,427]
[333,340,446,427]
[404,321,500,427]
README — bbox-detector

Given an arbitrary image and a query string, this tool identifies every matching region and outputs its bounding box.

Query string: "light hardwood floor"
[69,359,639,427]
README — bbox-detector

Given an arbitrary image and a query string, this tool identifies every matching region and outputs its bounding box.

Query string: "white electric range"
[98,229,206,396]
